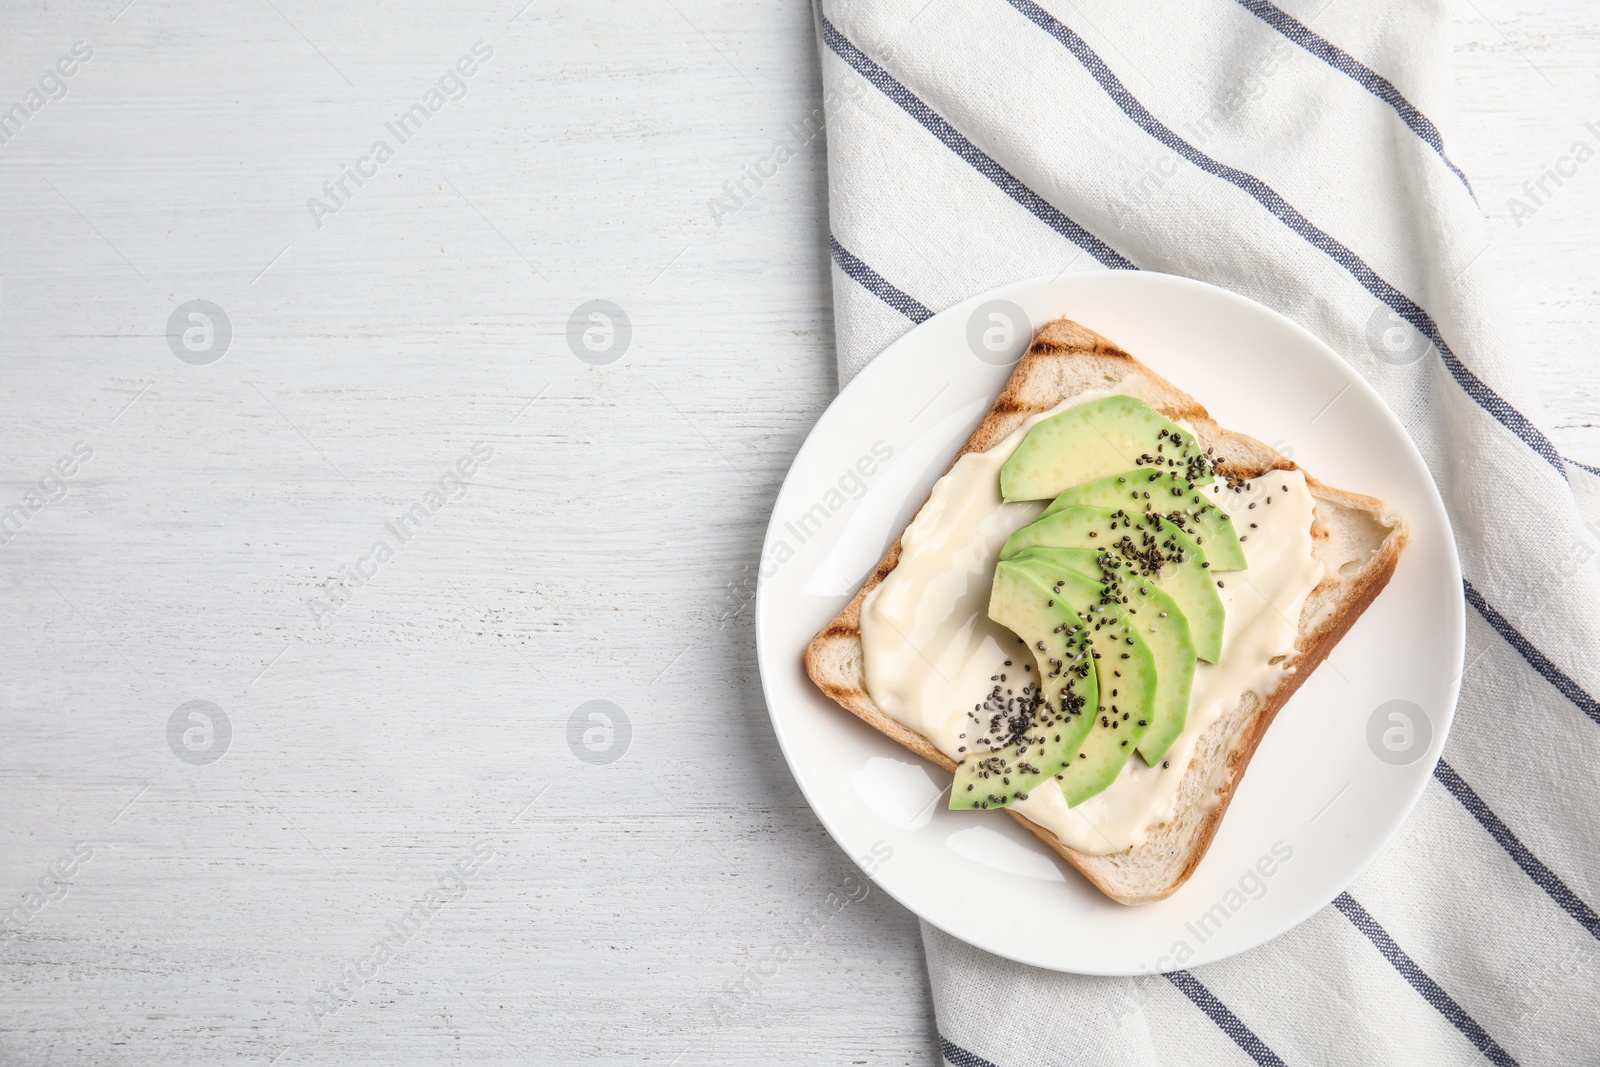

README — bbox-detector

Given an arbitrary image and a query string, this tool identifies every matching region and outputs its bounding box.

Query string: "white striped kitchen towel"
[814,1,1600,1064]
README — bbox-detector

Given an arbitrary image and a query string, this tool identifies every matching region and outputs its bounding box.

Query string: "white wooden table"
[1,2,1595,1064]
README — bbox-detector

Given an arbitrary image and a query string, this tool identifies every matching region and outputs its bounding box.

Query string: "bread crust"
[801,317,1408,905]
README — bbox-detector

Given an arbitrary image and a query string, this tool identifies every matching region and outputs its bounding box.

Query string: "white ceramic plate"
[755,271,1462,974]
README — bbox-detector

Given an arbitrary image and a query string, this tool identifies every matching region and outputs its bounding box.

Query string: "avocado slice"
[1001,505,1226,663]
[1041,469,1248,573]
[1000,551,1159,805]
[1121,580,1195,764]
[999,396,1214,503]
[1008,547,1197,765]
[949,563,1099,810]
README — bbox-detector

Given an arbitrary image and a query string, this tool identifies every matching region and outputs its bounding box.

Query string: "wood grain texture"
[0,1,1594,1064]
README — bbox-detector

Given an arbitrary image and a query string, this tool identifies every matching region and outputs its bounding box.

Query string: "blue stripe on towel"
[1435,758,1600,941]
[939,1035,1002,1067]
[820,17,1135,271]
[1334,892,1517,1066]
[1166,970,1289,1066]
[829,234,934,323]
[1000,0,1565,478]
[1233,0,1473,194]
[1464,579,1600,726]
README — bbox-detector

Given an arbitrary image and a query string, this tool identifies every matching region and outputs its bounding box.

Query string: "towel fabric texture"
[814,1,1600,1063]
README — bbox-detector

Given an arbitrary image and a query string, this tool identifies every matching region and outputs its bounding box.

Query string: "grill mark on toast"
[1025,339,1093,359]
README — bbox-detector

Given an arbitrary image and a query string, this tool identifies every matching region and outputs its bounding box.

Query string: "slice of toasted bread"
[803,317,1408,905]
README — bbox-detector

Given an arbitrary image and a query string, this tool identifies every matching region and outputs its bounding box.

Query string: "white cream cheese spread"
[859,382,1325,855]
